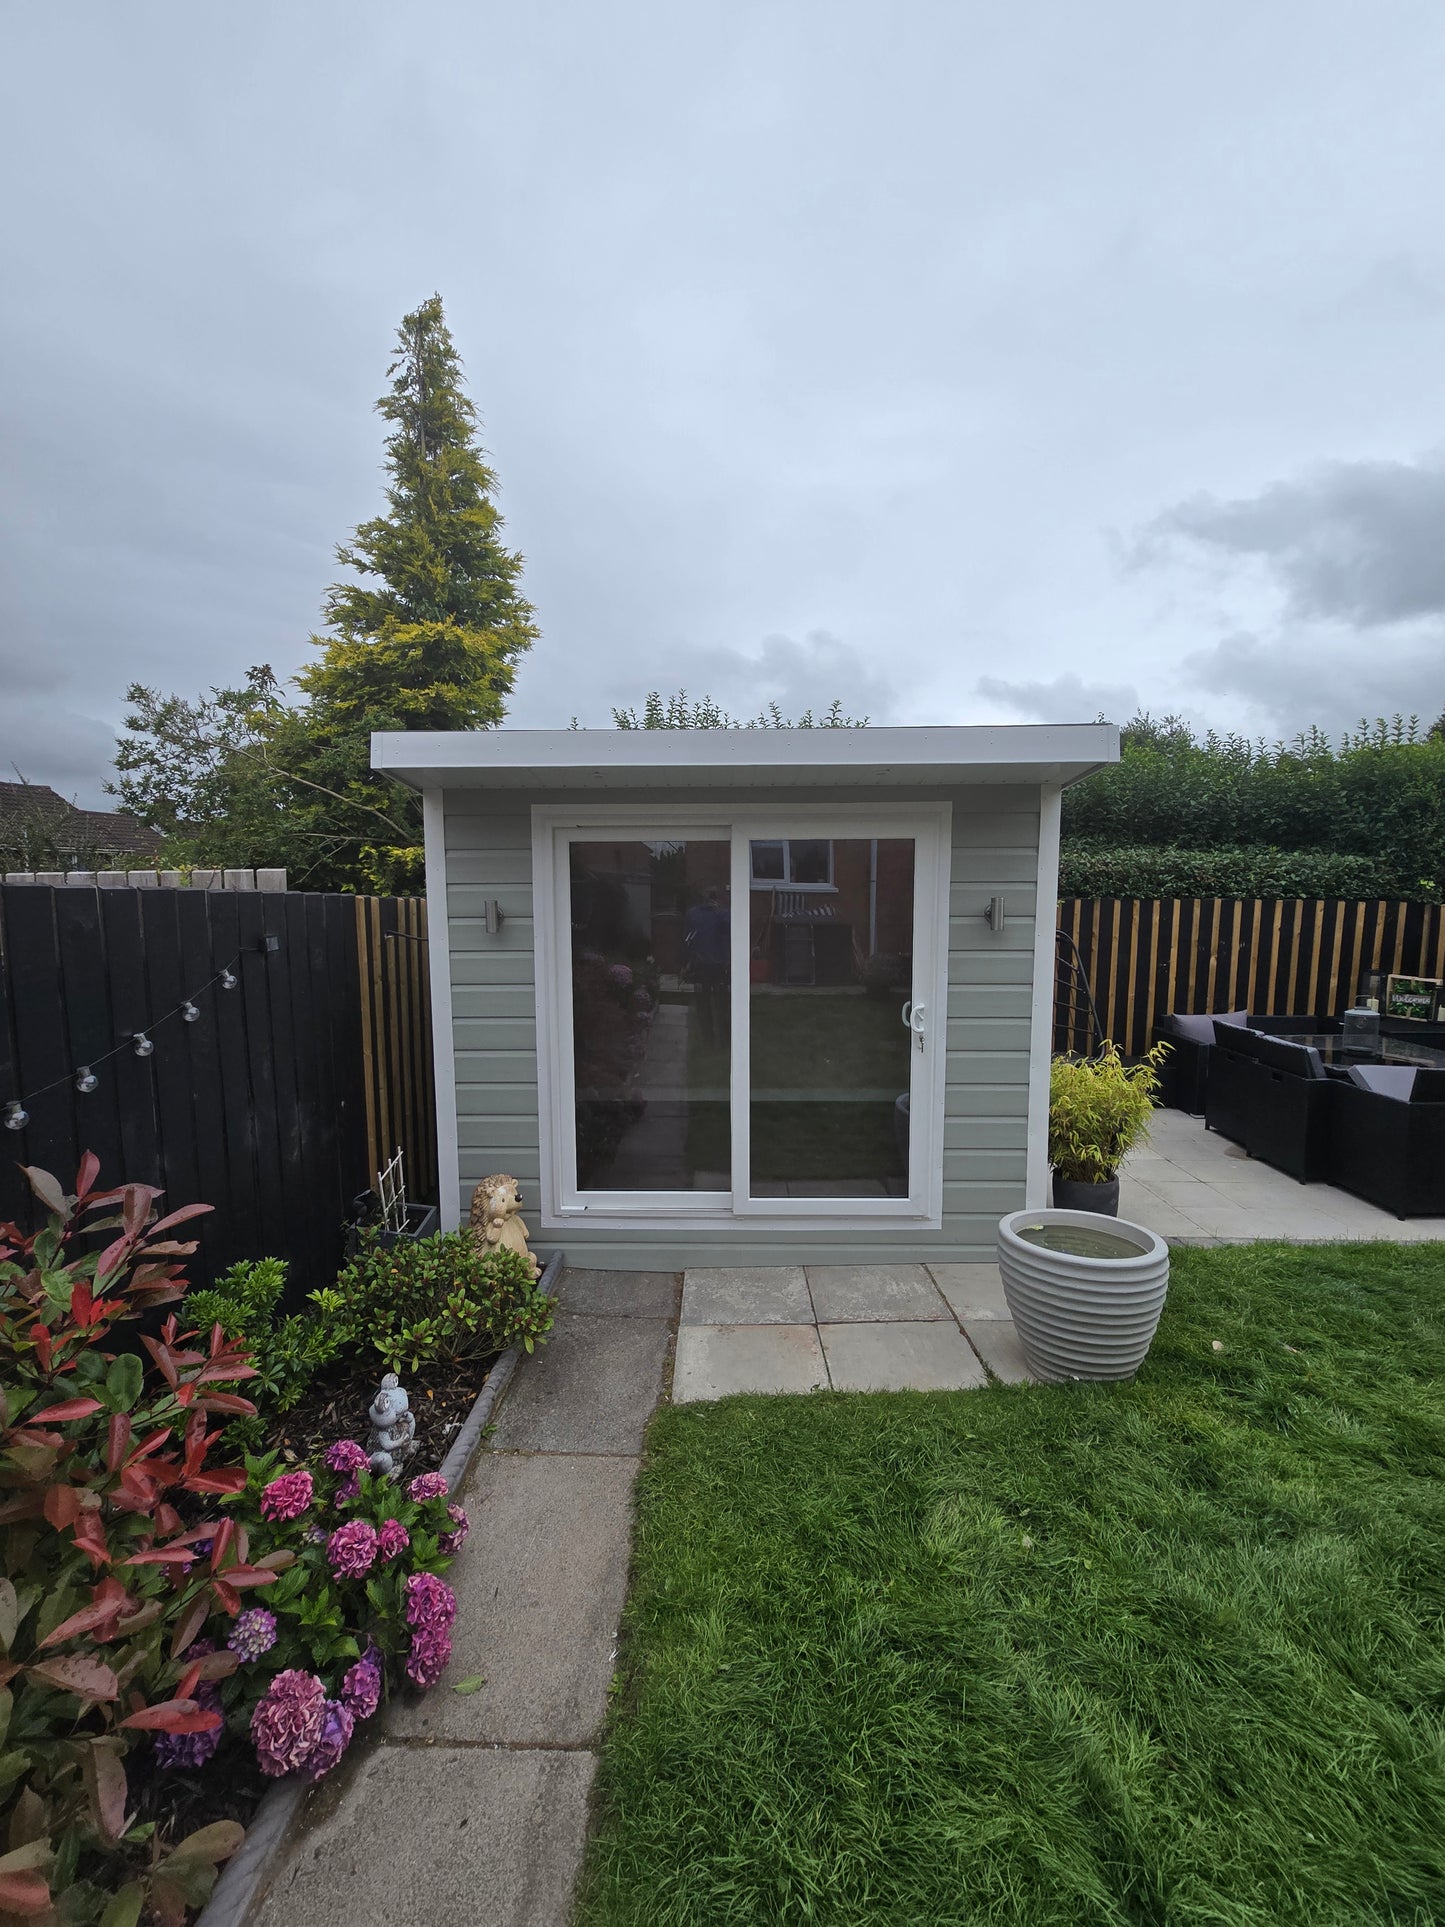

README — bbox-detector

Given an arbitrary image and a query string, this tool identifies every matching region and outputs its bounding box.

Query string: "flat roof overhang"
[372,723,1120,791]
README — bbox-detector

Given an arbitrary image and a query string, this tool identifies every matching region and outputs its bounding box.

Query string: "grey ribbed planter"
[997,1210,1169,1384]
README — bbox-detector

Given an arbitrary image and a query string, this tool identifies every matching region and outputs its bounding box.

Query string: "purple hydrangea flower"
[437,1503,470,1558]
[302,1698,355,1780]
[340,1644,384,1722]
[305,1522,329,1545]
[377,1519,410,1562]
[405,1626,452,1690]
[251,1670,327,1778]
[404,1571,457,1635]
[260,1469,314,1522]
[228,1607,278,1662]
[325,1439,369,1477]
[326,1518,379,1578]
[407,1471,449,1502]
[607,962,633,987]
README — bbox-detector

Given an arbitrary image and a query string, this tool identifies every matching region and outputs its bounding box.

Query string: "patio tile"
[557,1268,682,1319]
[384,1451,635,1747]
[804,1264,949,1321]
[250,1743,596,1927]
[488,1312,671,1454]
[681,1266,812,1324]
[963,1318,1036,1383]
[1118,1201,1210,1239]
[927,1261,1010,1320]
[672,1323,827,1400]
[819,1321,987,1392]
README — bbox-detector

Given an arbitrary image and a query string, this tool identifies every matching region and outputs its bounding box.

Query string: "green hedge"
[1057,841,1434,901]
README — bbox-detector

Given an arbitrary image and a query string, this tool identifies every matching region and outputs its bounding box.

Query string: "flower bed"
[0,1158,555,1925]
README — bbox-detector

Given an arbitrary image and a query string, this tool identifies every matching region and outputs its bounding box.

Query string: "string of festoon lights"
[3,953,247,1133]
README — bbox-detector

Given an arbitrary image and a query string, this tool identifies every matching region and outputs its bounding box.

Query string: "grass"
[577,1243,1445,1926]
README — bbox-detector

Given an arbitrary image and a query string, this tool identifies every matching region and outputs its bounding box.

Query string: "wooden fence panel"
[1054,898,1445,1056]
[0,885,431,1297]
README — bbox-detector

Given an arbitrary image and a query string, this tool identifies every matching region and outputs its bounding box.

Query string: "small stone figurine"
[469,1174,542,1281]
[367,1373,417,1479]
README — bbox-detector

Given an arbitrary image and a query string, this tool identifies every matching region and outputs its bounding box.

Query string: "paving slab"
[681,1266,812,1324]
[251,1743,596,1927]
[385,1451,636,1747]
[557,1267,681,1319]
[964,1318,1036,1384]
[672,1322,826,1400]
[488,1310,670,1454]
[927,1261,1010,1320]
[805,1264,949,1321]
[819,1321,987,1392]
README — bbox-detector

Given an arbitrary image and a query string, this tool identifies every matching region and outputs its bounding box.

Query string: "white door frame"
[531,801,951,1234]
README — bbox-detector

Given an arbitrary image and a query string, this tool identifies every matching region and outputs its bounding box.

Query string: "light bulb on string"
[219,968,238,991]
[3,1102,28,1132]
[181,1001,200,1023]
[132,1032,154,1058]
[75,1067,98,1094]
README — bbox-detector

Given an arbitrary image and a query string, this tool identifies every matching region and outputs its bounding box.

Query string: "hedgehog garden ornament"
[469,1174,542,1281]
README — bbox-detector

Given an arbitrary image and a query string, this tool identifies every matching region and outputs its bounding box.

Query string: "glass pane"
[749,838,914,1198]
[751,840,785,881]
[569,840,730,1191]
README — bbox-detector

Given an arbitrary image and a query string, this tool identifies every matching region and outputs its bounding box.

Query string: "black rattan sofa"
[1325,1065,1445,1218]
[1204,1023,1334,1181]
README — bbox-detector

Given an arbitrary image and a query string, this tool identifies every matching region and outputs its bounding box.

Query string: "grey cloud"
[975,673,1139,724]
[0,700,119,803]
[579,630,897,726]
[1182,630,1442,738]
[1143,456,1445,627]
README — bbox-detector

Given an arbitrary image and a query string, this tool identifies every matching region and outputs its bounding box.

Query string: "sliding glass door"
[540,808,946,1222]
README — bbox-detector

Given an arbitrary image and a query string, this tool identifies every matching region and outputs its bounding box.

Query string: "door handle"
[909,1002,927,1037]
[901,1000,914,1030]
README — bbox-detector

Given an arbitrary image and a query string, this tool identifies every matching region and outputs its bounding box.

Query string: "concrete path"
[248,1270,680,1927]
[1124,1107,1445,1243]
[672,1261,1035,1399]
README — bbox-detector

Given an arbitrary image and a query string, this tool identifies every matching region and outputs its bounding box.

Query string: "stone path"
[247,1270,680,1927]
[672,1261,1035,1398]
[1124,1107,1445,1242]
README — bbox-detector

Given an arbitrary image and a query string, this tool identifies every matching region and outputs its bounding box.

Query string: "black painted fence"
[0,884,434,1296]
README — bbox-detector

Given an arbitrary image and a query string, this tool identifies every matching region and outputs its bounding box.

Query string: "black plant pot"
[1050,1175,1121,1216]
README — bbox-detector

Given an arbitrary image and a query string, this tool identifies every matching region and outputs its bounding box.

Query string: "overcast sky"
[3,2,1445,805]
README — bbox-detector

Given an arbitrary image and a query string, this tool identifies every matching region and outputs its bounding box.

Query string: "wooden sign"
[1384,974,1442,1022]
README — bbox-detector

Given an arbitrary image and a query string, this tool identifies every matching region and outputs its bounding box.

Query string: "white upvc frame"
[531,801,950,1234]
[422,789,463,1232]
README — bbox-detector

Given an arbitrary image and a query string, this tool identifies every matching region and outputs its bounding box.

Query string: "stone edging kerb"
[194,1248,563,1927]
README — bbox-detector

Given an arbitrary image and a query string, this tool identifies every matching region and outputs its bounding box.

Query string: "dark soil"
[263,1352,501,1474]
[135,1740,270,1847]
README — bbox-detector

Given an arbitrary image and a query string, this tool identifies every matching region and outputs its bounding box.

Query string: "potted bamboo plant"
[1048,1039,1169,1215]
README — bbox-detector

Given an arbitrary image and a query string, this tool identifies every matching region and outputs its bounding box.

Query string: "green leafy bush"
[1057,840,1418,901]
[190,1259,342,1424]
[0,1158,273,1923]
[1050,1041,1169,1182]
[325,1233,555,1377]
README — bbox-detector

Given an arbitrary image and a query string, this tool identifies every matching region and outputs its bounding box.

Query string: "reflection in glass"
[749,838,915,1198]
[569,841,730,1191]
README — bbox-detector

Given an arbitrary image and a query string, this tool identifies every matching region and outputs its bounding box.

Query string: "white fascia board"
[372,723,1120,791]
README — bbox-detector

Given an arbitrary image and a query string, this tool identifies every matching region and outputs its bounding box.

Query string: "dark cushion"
[1162,1009,1246,1045]
[1411,1068,1445,1104]
[1346,1064,1417,1100]
[1212,1021,1261,1056]
[1252,1033,1326,1079]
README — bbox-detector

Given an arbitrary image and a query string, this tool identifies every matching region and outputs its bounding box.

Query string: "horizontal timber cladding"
[1054,898,1445,1058]
[441,784,1042,1265]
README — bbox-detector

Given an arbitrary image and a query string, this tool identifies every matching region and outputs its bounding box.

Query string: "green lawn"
[577,1244,1445,1926]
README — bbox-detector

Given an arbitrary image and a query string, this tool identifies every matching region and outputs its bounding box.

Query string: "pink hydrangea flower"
[404,1571,457,1634]
[325,1439,369,1477]
[259,1469,314,1522]
[326,1518,379,1578]
[377,1519,410,1561]
[405,1626,452,1690]
[407,1471,449,1502]
[302,1698,355,1780]
[341,1645,384,1722]
[438,1504,470,1558]
[251,1669,326,1777]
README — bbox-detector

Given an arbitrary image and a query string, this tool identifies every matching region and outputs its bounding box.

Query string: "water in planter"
[1016,1222,1146,1260]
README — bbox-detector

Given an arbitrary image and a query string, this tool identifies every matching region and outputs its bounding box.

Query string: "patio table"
[1258,1031,1445,1072]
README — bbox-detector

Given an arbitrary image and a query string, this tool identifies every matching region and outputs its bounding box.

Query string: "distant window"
[750,839,834,888]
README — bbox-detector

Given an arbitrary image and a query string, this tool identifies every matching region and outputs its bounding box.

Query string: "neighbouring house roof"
[371,723,1121,792]
[0,782,164,863]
